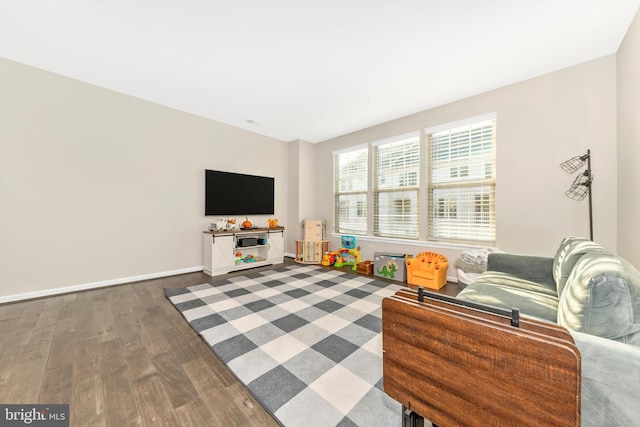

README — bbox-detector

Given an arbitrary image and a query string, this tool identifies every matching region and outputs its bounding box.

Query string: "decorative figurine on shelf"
[241,217,253,229]
[210,218,240,231]
[226,218,238,231]
[268,218,279,229]
[211,219,226,231]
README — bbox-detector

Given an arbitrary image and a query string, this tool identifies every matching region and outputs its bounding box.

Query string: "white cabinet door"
[212,235,235,270]
[204,234,235,275]
[267,231,284,262]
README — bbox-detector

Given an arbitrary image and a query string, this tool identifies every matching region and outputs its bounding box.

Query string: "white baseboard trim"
[0,266,205,304]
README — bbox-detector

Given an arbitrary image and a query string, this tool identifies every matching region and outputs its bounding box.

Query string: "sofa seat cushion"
[486,254,556,290]
[457,281,559,322]
[558,251,640,345]
[473,271,558,297]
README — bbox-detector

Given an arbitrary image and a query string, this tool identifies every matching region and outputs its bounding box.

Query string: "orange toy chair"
[406,252,449,290]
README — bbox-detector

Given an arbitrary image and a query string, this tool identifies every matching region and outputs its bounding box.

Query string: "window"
[427,118,496,242]
[450,166,469,179]
[474,194,491,224]
[436,197,457,218]
[334,147,368,234]
[332,114,496,244]
[374,135,420,239]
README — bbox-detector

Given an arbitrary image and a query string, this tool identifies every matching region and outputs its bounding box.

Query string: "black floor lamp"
[560,149,593,240]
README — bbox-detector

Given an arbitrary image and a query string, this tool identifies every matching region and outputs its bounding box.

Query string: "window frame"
[331,114,496,245]
[426,115,496,244]
[332,145,369,235]
[372,133,421,239]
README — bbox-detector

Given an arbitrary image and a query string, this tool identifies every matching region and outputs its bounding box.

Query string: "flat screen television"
[205,169,275,215]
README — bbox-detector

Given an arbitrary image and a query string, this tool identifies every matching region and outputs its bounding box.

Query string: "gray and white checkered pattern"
[166,264,403,427]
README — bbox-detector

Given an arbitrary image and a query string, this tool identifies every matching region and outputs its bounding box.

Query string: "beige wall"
[286,141,301,252]
[0,36,633,299]
[312,55,618,261]
[0,58,288,300]
[617,9,640,267]
[285,139,317,252]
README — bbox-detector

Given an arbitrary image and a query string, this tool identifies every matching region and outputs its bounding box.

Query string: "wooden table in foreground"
[382,288,581,427]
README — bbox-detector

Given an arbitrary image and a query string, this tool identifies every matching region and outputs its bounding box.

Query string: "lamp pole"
[586,149,593,241]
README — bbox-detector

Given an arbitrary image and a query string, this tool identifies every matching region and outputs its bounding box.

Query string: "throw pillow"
[558,251,640,345]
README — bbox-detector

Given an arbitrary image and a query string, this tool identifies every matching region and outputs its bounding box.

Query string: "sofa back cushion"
[553,237,605,296]
[558,251,640,345]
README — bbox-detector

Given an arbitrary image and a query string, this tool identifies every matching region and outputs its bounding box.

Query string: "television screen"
[205,170,275,215]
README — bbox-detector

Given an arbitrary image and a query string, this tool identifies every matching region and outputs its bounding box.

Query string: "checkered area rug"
[165,264,404,427]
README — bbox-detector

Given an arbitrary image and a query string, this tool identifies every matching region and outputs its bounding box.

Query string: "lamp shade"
[565,172,591,201]
[560,154,589,174]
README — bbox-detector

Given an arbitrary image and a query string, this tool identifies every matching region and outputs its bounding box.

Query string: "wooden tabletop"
[203,226,284,235]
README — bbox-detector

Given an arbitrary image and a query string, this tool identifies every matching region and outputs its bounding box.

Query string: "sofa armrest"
[571,331,640,426]
[486,253,555,289]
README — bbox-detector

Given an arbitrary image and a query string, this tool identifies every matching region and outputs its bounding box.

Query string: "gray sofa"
[456,236,640,426]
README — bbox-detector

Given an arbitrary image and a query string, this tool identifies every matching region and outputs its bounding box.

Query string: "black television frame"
[205,169,275,215]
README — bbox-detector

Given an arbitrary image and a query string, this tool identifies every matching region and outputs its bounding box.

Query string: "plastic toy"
[327,235,361,270]
[235,251,256,263]
[341,235,357,250]
[321,252,332,267]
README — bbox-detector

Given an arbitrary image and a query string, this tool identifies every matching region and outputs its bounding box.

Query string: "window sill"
[330,233,496,251]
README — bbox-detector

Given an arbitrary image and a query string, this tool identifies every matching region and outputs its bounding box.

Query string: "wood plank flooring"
[0,258,463,426]
[0,263,284,427]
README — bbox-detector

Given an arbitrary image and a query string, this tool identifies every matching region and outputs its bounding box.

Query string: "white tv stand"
[202,227,285,277]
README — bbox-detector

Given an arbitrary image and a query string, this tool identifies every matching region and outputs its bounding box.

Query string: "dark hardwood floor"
[0,258,462,426]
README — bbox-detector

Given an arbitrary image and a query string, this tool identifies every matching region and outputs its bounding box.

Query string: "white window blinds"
[373,135,420,239]
[427,118,496,243]
[334,147,368,235]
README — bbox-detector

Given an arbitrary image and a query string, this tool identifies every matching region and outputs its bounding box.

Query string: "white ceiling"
[1,1,639,143]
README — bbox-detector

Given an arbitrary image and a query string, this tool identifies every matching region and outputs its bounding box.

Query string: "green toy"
[377,260,399,279]
[329,235,361,270]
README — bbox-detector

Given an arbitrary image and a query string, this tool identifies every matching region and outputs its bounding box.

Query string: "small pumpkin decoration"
[242,217,252,229]
[267,218,278,229]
